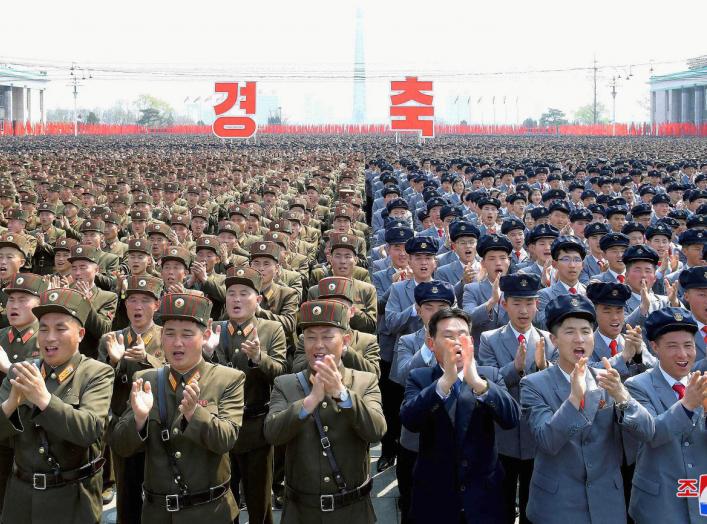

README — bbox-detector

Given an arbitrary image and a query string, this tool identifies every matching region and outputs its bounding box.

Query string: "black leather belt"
[285,478,372,512]
[143,480,230,512]
[14,457,105,490]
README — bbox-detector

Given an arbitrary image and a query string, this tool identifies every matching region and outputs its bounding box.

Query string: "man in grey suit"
[535,236,587,330]
[519,224,559,282]
[461,234,512,346]
[391,280,454,524]
[589,232,629,284]
[625,307,707,524]
[435,220,480,303]
[678,266,707,364]
[371,225,414,298]
[379,235,438,471]
[580,222,609,284]
[666,229,707,302]
[520,294,654,524]
[478,274,556,524]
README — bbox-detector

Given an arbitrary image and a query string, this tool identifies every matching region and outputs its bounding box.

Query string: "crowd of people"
[0,133,704,523]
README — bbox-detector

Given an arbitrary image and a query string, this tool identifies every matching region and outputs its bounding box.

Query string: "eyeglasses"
[557,257,583,264]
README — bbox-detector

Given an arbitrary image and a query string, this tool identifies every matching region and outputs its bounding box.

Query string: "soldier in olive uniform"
[67,245,118,359]
[205,267,287,524]
[0,288,114,524]
[99,275,164,523]
[78,219,120,290]
[30,203,66,276]
[186,236,227,321]
[264,300,386,524]
[111,293,245,523]
[293,277,380,377]
[0,273,47,513]
[0,233,34,328]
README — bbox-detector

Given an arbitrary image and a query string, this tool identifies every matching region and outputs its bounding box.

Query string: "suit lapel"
[651,366,679,412]
[404,280,415,304]
[594,330,610,360]
[582,369,604,425]
[550,364,571,406]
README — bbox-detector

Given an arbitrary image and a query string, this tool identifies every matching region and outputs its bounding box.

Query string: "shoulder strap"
[295,372,348,492]
[156,366,189,494]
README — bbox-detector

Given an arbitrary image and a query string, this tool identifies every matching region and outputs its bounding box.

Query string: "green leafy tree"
[85,111,99,124]
[539,108,568,127]
[522,117,538,128]
[574,102,609,124]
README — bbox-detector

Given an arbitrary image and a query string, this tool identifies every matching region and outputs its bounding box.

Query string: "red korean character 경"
[213,81,257,138]
[390,76,434,138]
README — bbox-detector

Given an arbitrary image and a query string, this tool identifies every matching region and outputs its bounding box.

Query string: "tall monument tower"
[352,7,366,123]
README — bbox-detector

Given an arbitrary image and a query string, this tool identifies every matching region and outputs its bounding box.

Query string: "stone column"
[681,89,690,123]
[39,89,45,124]
[696,86,705,126]
[26,88,31,122]
[670,89,681,122]
[3,87,12,122]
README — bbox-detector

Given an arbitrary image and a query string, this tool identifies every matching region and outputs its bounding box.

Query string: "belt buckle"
[165,494,180,512]
[32,473,47,490]
[160,429,170,441]
[320,437,331,449]
[320,494,335,512]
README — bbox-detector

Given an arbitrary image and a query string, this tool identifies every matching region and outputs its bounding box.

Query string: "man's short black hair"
[428,307,471,338]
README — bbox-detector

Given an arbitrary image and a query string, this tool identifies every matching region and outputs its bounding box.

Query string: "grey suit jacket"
[625,367,707,524]
[461,279,508,347]
[520,365,654,524]
[382,279,424,361]
[477,323,556,459]
[391,328,436,452]
[624,292,673,347]
[518,262,543,279]
[535,282,587,330]
[588,270,621,284]
[693,330,707,363]
[590,330,656,380]
[372,266,395,299]
[580,255,602,285]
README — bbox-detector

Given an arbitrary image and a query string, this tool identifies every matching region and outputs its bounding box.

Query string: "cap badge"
[312,306,322,316]
[6,236,12,241]
[138,279,146,287]
[520,279,528,287]
[48,292,59,302]
[171,249,178,255]
[204,239,210,245]
[76,247,83,254]
[461,225,466,230]
[637,248,643,254]
[135,241,141,247]
[260,244,266,251]
[274,224,280,229]
[493,237,498,242]
[272,233,279,239]
[328,283,337,291]
[431,286,439,293]
[570,298,580,307]
[611,289,618,296]
[399,230,405,236]
[420,242,427,249]
[174,298,185,309]
[236,269,245,276]
[674,312,683,321]
[341,236,348,242]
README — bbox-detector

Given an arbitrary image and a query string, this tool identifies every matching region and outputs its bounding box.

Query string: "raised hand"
[10,362,51,410]
[241,327,261,363]
[664,278,680,307]
[535,338,548,370]
[461,335,486,393]
[74,279,93,300]
[639,278,651,316]
[437,336,460,396]
[569,356,588,409]
[596,358,630,403]
[597,258,609,273]
[313,354,345,397]
[623,324,643,360]
[179,381,200,421]
[463,262,478,284]
[202,319,221,357]
[542,259,553,287]
[131,378,153,430]
[681,371,707,411]
[106,332,126,365]
[124,334,147,362]
[0,345,11,374]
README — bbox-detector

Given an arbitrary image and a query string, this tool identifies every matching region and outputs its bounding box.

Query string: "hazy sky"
[3,0,705,124]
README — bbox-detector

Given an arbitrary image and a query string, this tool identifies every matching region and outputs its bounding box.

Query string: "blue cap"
[551,235,586,259]
[440,205,463,221]
[382,186,401,198]
[599,232,630,251]
[546,294,596,331]
[405,236,438,255]
[645,223,672,240]
[527,224,560,243]
[549,200,571,214]
[386,198,409,212]
[586,282,631,307]
[678,266,707,290]
[652,193,671,205]
[501,217,525,234]
[687,214,707,228]
[584,222,610,238]
[622,244,659,265]
[644,307,697,341]
[500,274,541,298]
[426,197,448,211]
[570,208,593,222]
[414,280,455,306]
[605,206,628,219]
[478,197,501,209]
[449,221,480,241]
[477,234,513,257]
[530,207,550,220]
[678,229,707,246]
[621,222,645,236]
[385,226,414,245]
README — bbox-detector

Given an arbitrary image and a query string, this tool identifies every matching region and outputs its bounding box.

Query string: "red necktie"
[437,228,444,238]
[609,340,618,356]
[617,275,625,284]
[701,326,707,344]
[515,251,522,260]
[569,287,577,294]
[518,334,526,345]
[672,383,686,400]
